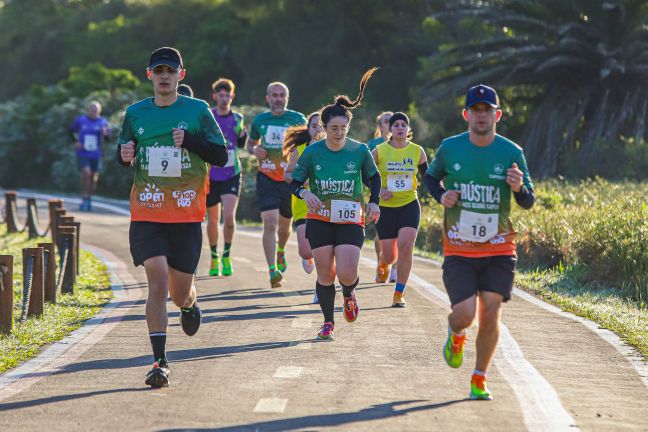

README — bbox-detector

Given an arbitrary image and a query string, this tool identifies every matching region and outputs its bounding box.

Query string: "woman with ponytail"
[283,113,324,292]
[290,68,381,340]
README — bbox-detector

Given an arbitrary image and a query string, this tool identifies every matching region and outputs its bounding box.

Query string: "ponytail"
[321,67,378,127]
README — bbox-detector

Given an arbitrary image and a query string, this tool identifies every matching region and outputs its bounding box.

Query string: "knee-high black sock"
[149,332,167,363]
[341,277,359,298]
[316,282,336,324]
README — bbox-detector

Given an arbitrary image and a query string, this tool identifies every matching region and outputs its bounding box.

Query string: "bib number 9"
[148,147,181,177]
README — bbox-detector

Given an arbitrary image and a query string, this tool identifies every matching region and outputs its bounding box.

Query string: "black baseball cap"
[465,84,499,109]
[149,47,183,70]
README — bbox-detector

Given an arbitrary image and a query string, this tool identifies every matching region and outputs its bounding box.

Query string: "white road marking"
[361,256,579,432]
[413,254,648,391]
[273,366,303,379]
[253,398,288,413]
[0,245,141,402]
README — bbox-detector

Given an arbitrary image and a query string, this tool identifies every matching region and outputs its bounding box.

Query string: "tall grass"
[416,178,648,303]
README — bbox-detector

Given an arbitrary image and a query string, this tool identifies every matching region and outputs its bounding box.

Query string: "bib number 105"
[330,200,362,223]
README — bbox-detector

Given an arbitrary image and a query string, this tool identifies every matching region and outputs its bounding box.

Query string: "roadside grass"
[0,227,111,374]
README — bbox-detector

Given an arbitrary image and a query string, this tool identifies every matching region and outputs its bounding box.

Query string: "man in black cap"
[425,84,535,400]
[117,46,228,388]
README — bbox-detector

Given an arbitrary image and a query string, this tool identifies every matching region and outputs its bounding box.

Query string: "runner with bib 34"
[291,68,381,341]
[248,82,307,287]
[425,84,535,400]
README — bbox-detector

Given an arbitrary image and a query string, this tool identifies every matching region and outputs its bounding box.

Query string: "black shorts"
[206,174,241,208]
[257,172,292,218]
[293,218,306,229]
[375,199,421,239]
[129,221,202,274]
[306,219,365,249]
[442,255,517,306]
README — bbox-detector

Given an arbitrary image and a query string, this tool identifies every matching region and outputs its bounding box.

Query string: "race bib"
[225,149,236,168]
[330,200,362,223]
[457,210,498,243]
[83,135,98,152]
[387,174,413,192]
[148,147,181,177]
[264,125,287,149]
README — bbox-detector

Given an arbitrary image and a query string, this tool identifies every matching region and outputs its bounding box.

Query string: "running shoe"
[180,302,202,336]
[302,258,315,274]
[317,321,335,340]
[277,251,287,273]
[221,256,233,276]
[470,374,493,400]
[270,270,283,288]
[145,359,170,388]
[343,292,359,323]
[388,266,397,283]
[443,326,466,369]
[392,291,406,308]
[209,258,220,276]
[375,260,389,283]
[312,289,319,304]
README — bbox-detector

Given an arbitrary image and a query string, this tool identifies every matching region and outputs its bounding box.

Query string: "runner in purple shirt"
[69,101,110,211]
[206,78,248,276]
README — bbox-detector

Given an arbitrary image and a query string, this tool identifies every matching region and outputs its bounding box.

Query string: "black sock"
[341,277,359,298]
[223,242,231,258]
[210,245,218,259]
[149,333,167,363]
[316,282,336,324]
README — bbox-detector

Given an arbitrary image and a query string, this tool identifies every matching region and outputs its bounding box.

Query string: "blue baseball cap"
[465,84,499,109]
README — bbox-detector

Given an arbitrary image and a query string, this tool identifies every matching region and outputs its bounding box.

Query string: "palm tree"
[425,0,648,177]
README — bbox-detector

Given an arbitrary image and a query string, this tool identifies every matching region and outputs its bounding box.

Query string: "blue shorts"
[77,156,101,173]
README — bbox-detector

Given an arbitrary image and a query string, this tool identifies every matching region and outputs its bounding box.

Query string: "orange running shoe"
[343,292,359,322]
[375,260,389,283]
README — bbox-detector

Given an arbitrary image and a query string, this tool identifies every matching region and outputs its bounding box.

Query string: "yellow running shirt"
[291,143,309,222]
[376,141,423,208]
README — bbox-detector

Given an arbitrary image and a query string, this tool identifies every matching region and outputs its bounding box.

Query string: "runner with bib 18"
[425,84,535,400]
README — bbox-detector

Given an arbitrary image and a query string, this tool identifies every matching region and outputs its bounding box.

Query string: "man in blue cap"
[424,84,536,400]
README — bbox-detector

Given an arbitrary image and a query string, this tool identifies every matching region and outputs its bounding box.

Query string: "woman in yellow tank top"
[371,112,429,307]
[283,112,324,283]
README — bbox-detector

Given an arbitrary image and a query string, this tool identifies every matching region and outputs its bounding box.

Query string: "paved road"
[1,195,647,431]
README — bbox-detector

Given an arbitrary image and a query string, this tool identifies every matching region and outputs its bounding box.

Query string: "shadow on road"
[160,398,471,431]
[0,387,149,411]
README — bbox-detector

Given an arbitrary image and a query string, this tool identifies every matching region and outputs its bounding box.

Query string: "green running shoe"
[222,256,233,276]
[270,270,283,288]
[209,258,220,276]
[470,374,493,400]
[277,251,287,273]
[443,326,465,369]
